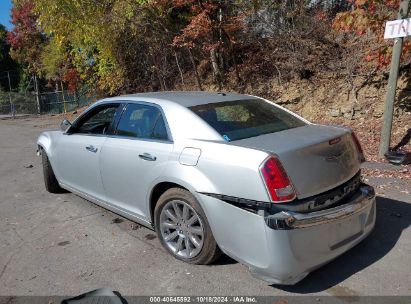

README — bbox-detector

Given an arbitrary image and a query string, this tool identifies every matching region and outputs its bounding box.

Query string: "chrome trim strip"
[65,100,174,144]
[199,192,271,211]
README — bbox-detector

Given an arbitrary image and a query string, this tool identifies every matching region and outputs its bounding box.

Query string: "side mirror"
[60,119,72,132]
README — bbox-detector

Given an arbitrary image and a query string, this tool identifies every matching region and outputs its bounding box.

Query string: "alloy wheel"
[159,199,204,259]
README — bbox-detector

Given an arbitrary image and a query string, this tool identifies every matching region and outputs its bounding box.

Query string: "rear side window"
[189,99,305,141]
[115,103,169,141]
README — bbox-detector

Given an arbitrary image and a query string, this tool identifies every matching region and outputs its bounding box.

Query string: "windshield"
[189,99,306,141]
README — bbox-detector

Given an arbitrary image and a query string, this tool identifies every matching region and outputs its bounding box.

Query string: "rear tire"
[154,188,221,265]
[41,149,65,193]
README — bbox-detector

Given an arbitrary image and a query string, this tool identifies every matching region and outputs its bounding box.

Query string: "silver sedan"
[37,91,376,285]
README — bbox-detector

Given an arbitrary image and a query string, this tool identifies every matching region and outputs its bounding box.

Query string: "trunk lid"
[230,124,360,199]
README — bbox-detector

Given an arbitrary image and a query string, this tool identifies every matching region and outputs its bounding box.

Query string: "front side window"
[73,104,119,135]
[115,103,169,141]
[189,99,306,141]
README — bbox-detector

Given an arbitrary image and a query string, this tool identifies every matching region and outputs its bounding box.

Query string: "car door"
[100,102,173,220]
[54,103,122,201]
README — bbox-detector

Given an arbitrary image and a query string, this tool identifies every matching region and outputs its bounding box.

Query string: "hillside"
[8,0,408,169]
[164,62,410,165]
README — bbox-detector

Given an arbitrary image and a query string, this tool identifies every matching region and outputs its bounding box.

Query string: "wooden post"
[61,81,67,113]
[34,75,41,114]
[6,71,14,118]
[378,0,410,158]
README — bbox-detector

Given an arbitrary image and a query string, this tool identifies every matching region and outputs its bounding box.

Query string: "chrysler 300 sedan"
[37,91,376,284]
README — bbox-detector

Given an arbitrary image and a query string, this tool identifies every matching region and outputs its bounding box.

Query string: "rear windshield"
[189,99,306,141]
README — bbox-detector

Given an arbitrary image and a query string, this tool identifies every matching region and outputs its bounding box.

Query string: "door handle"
[139,153,157,161]
[85,145,98,153]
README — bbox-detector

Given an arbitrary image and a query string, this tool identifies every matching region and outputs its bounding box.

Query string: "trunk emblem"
[325,152,343,161]
[329,137,341,145]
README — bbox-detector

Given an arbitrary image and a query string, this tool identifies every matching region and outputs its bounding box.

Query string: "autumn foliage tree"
[7,0,44,75]
[8,0,409,100]
[171,0,243,88]
[0,24,20,90]
[333,0,411,69]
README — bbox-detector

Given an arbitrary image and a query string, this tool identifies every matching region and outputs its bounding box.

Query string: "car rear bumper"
[198,184,376,285]
[265,185,375,230]
[251,184,376,284]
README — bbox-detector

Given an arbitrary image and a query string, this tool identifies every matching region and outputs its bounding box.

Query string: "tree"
[0,24,20,91]
[333,0,411,69]
[172,0,244,89]
[7,0,45,75]
[3,0,370,98]
[34,0,127,94]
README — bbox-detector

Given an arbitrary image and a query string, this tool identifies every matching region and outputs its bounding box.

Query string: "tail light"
[351,132,365,163]
[260,156,296,203]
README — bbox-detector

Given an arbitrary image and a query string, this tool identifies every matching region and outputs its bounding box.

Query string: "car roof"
[120,91,256,107]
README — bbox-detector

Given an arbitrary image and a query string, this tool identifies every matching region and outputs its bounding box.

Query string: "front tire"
[154,188,221,265]
[41,150,65,193]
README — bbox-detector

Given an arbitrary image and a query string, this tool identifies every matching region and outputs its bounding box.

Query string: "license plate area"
[328,212,365,250]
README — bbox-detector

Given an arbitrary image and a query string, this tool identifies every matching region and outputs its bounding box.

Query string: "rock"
[341,105,354,114]
[57,241,70,246]
[373,111,383,118]
[373,103,384,117]
[395,108,404,116]
[330,108,341,117]
[144,234,156,240]
[277,96,302,105]
[343,109,355,119]
[131,224,141,230]
[111,218,123,224]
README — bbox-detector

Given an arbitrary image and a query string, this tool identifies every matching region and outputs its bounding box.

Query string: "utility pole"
[378,0,410,158]
[7,71,14,118]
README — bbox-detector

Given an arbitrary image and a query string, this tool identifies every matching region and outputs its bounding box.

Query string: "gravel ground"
[0,116,410,298]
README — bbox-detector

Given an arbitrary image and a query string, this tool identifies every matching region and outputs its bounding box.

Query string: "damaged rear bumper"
[250,184,376,284]
[198,184,376,285]
[265,185,375,230]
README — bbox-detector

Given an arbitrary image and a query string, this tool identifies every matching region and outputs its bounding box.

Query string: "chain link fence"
[39,90,96,114]
[0,89,95,117]
[0,91,37,117]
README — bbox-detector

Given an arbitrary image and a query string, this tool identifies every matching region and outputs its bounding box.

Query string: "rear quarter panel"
[166,139,270,202]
